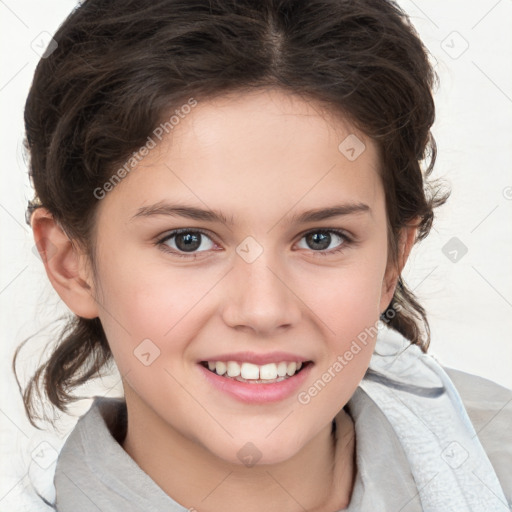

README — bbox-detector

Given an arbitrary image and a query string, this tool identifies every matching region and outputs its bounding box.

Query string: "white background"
[1,0,511,509]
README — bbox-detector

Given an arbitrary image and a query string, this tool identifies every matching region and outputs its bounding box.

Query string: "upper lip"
[199,351,312,365]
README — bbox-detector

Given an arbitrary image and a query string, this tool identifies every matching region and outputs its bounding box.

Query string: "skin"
[33,87,417,511]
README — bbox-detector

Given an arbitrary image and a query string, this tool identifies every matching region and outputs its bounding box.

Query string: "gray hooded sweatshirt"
[49,366,512,512]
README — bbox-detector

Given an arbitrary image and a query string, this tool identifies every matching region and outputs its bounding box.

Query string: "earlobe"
[31,208,99,319]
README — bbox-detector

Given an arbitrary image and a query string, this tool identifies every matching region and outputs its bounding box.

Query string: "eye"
[296,229,351,256]
[156,227,353,259]
[156,228,217,258]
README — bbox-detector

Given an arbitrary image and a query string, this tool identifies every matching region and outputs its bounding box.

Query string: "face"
[89,87,395,465]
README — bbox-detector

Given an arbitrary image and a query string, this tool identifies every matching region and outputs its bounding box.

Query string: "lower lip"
[197,362,313,404]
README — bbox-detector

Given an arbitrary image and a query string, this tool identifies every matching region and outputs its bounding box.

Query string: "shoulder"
[443,366,512,431]
[443,366,512,505]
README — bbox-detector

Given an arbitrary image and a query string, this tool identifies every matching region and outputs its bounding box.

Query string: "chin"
[206,434,304,468]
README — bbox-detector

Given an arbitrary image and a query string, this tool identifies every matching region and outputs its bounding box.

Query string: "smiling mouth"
[200,361,313,384]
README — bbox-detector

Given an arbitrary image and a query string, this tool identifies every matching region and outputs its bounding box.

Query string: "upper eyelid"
[295,226,352,240]
[158,227,218,244]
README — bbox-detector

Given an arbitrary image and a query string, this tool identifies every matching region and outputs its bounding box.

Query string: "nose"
[220,250,302,336]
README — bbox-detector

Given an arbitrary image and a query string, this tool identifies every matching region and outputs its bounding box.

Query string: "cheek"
[93,253,221,366]
[303,256,386,333]
[296,252,386,390]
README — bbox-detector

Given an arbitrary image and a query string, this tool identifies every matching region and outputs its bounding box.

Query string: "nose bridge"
[221,242,301,334]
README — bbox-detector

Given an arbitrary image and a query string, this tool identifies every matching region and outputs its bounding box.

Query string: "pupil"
[176,232,201,252]
[307,231,330,250]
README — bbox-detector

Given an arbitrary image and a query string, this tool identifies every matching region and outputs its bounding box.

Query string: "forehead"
[97,87,383,224]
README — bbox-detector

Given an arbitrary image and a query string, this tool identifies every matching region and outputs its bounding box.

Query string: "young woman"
[15,0,512,510]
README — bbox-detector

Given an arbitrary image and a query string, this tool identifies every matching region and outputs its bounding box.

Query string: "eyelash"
[155,228,353,259]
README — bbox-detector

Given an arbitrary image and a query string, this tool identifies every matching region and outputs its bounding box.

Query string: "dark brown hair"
[15,0,448,426]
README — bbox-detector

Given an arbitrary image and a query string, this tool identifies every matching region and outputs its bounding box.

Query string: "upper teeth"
[207,361,303,380]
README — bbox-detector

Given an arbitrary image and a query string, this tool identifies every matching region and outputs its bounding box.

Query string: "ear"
[380,221,418,314]
[31,207,99,319]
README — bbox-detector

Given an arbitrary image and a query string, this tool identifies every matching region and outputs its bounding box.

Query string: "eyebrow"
[130,201,370,225]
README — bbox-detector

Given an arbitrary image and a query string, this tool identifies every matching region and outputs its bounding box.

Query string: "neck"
[121,396,356,512]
